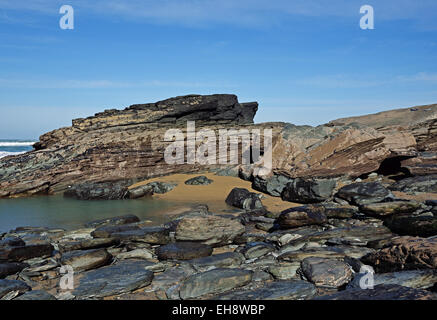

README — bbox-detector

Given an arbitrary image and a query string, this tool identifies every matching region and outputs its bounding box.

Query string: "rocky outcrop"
[1,95,436,198]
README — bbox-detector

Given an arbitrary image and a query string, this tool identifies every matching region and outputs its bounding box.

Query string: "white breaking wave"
[0,151,26,158]
[0,141,36,147]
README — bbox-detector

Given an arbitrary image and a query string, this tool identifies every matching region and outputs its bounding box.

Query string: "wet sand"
[129,172,298,214]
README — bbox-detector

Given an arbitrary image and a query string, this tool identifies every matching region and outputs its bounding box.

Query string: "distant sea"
[0,139,36,158]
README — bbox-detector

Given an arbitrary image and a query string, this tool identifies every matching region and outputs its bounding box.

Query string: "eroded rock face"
[361,236,437,272]
[1,96,435,198]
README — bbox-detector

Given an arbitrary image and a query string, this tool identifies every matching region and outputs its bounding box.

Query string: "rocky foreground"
[1,173,437,300]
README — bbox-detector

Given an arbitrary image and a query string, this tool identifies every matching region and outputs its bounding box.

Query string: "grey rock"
[145,181,176,194]
[348,270,437,290]
[179,268,253,299]
[184,176,213,185]
[239,242,275,259]
[277,206,327,229]
[225,188,263,210]
[127,184,154,199]
[314,284,437,300]
[0,243,54,262]
[281,178,336,203]
[58,238,119,253]
[389,174,437,194]
[384,215,437,237]
[64,181,129,200]
[268,262,300,280]
[336,182,392,205]
[72,260,154,299]
[14,290,56,300]
[215,280,316,300]
[252,174,294,197]
[188,252,245,272]
[301,257,353,288]
[0,262,27,279]
[84,214,140,228]
[360,201,421,217]
[60,249,112,272]
[110,226,171,245]
[156,242,213,261]
[0,279,31,299]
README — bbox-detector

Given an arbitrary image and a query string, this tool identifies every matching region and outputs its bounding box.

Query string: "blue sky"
[1,0,437,139]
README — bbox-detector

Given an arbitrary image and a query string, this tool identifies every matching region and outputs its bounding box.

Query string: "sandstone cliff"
[0,94,436,197]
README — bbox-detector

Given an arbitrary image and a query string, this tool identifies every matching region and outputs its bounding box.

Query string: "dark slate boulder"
[0,279,31,299]
[156,242,213,261]
[389,174,437,194]
[277,206,327,229]
[72,260,154,299]
[60,249,112,272]
[84,214,140,228]
[64,181,129,200]
[225,188,263,210]
[184,176,213,186]
[0,262,28,279]
[110,226,171,245]
[14,290,56,300]
[0,243,54,262]
[314,284,437,300]
[127,184,154,199]
[383,215,437,237]
[336,182,393,205]
[281,178,336,203]
[215,280,317,300]
[252,174,294,197]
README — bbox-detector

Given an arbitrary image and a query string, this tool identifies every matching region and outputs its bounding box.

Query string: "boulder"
[277,206,327,229]
[178,268,253,299]
[73,260,154,299]
[300,257,353,288]
[175,215,245,246]
[314,284,437,300]
[389,174,437,194]
[144,181,176,194]
[252,174,294,197]
[361,236,437,272]
[14,290,56,300]
[58,238,119,253]
[60,248,112,272]
[336,182,392,205]
[348,270,437,290]
[84,214,140,228]
[109,226,171,245]
[127,185,154,199]
[360,201,421,217]
[281,178,336,203]
[225,188,263,210]
[63,181,129,200]
[0,262,27,279]
[184,176,213,185]
[384,215,437,237]
[187,252,245,272]
[156,242,213,261]
[0,243,54,262]
[116,248,154,260]
[239,242,275,259]
[215,280,316,300]
[91,224,140,238]
[0,279,31,299]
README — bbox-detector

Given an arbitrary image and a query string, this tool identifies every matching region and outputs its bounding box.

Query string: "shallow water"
[0,195,177,233]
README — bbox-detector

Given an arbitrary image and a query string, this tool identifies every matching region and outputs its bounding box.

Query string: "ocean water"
[0,139,35,158]
[0,195,178,233]
[0,139,178,233]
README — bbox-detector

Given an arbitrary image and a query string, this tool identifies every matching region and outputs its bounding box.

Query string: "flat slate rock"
[188,252,245,271]
[110,226,170,245]
[0,279,31,299]
[60,248,112,272]
[0,262,27,279]
[240,242,275,259]
[156,242,213,261]
[336,182,392,206]
[314,284,437,300]
[14,290,56,300]
[348,270,437,290]
[72,260,154,299]
[0,243,54,262]
[215,280,317,300]
[384,215,437,237]
[58,238,119,253]
[84,214,140,228]
[179,268,253,299]
[301,257,353,288]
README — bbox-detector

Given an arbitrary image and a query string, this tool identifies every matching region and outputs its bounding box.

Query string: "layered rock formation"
[1,94,436,197]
